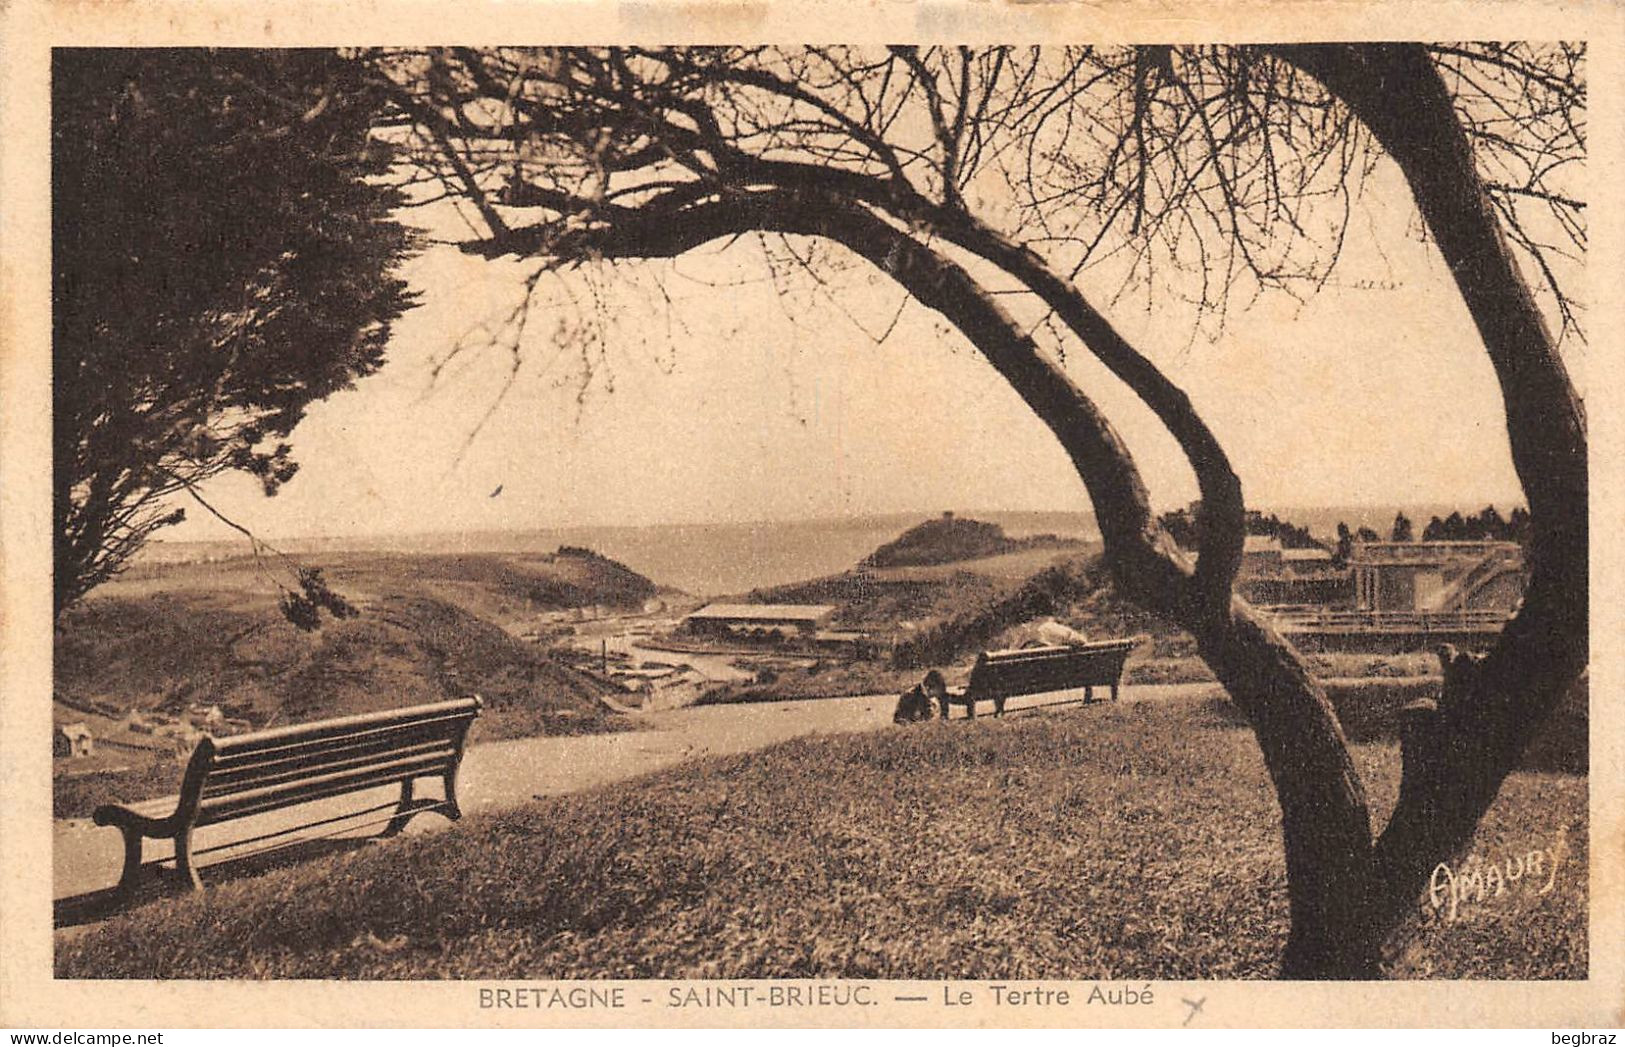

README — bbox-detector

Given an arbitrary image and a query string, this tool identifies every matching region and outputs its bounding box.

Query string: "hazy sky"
[164,162,1560,543]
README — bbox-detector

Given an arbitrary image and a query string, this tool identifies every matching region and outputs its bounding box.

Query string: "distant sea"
[135,502,1524,596]
[135,511,1101,597]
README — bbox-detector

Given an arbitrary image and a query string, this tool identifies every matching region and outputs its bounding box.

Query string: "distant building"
[1349,541,1525,613]
[1240,539,1347,607]
[1242,537,1338,574]
[680,603,837,640]
[54,722,94,759]
[1240,536,1285,574]
[1281,547,1335,575]
[813,630,878,658]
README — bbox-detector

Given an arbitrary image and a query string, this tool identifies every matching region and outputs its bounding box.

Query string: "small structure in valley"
[679,603,837,641]
[1272,540,1528,652]
[1281,546,1336,574]
[54,722,94,759]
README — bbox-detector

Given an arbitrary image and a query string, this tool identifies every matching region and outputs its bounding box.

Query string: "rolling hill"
[52,547,659,816]
[860,513,1078,569]
[743,519,1093,637]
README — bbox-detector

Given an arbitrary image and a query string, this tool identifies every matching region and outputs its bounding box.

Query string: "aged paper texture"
[3,0,1622,1030]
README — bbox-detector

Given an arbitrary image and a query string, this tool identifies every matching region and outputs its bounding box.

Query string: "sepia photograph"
[3,2,1622,1031]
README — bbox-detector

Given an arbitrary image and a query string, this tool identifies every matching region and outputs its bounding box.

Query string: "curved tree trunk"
[1195,601,1379,976]
[511,187,1382,974]
[899,209,1381,975]
[464,43,1583,978]
[1273,43,1589,959]
[628,151,1387,973]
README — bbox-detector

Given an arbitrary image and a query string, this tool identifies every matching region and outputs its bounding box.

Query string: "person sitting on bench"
[893,669,948,723]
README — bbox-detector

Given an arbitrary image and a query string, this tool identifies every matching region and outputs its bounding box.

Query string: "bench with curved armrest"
[93,696,481,896]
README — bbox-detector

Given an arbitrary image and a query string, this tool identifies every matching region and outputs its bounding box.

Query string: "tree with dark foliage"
[1160,502,1322,551]
[1333,522,1354,567]
[52,49,419,618]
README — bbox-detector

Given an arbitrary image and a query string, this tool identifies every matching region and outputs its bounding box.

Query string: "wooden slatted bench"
[941,640,1137,719]
[93,696,481,896]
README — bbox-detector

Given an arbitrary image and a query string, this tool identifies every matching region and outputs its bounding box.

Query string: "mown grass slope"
[56,701,1585,980]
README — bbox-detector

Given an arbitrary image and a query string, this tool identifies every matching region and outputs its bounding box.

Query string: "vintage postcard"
[2,0,1621,1031]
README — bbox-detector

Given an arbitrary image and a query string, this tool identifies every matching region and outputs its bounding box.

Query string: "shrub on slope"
[747,571,1006,631]
[891,556,1182,669]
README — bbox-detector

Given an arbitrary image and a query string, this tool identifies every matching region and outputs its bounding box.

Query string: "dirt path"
[53,682,1219,905]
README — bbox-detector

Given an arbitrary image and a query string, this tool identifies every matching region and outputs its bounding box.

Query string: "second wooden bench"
[941,640,1136,718]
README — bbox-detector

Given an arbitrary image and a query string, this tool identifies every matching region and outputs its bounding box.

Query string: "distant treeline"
[1331,506,1530,563]
[1157,504,1324,552]
[1420,506,1531,543]
[1157,502,1531,567]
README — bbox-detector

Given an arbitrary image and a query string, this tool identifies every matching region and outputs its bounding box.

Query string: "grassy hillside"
[53,550,648,817]
[56,700,1585,980]
[369,547,658,619]
[747,570,1007,632]
[743,526,1094,638]
[890,555,1184,668]
[111,547,659,627]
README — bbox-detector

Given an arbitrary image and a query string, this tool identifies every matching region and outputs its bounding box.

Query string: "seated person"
[893,681,933,723]
[922,668,951,720]
[893,669,951,723]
